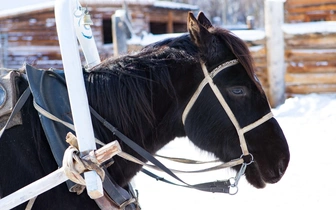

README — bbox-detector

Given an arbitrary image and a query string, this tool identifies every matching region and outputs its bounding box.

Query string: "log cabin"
[0,0,198,69]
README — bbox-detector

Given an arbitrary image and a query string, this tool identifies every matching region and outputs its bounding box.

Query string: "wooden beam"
[265,0,286,107]
[167,11,173,33]
[286,84,336,94]
[285,72,336,84]
[287,61,336,73]
[285,34,336,49]
[285,49,336,61]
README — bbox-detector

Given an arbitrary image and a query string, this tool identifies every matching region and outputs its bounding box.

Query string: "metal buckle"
[227,154,254,195]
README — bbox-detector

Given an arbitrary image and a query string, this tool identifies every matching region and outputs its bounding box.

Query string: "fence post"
[264,0,286,107]
[112,9,132,57]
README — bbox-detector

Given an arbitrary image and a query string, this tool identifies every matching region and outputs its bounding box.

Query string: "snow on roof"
[153,1,198,10]
[283,21,336,35]
[0,0,197,19]
[0,1,55,19]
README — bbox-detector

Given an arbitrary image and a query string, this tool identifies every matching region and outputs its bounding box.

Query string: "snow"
[153,1,198,11]
[128,29,266,47]
[283,21,336,35]
[128,32,186,47]
[231,29,265,41]
[133,93,336,209]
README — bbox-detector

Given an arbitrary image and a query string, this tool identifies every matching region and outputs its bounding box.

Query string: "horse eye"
[230,87,245,95]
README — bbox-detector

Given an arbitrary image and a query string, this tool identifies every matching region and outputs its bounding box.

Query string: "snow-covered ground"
[133,93,336,209]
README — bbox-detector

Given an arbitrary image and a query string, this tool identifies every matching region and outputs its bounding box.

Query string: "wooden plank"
[285,49,336,61]
[287,61,336,73]
[285,72,336,84]
[285,34,336,49]
[286,4,336,13]
[285,14,306,23]
[285,0,336,7]
[286,84,336,94]
[167,11,173,33]
[249,45,266,59]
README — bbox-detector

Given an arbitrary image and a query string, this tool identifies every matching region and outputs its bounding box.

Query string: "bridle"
[182,59,274,187]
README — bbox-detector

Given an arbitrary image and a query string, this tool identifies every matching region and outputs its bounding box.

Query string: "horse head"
[181,12,290,188]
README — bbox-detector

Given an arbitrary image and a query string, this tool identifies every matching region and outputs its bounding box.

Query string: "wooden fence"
[232,21,336,105]
[283,22,336,95]
[285,0,336,22]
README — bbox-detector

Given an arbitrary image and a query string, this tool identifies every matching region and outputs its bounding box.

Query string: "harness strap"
[141,168,231,194]
[32,98,137,209]
[118,151,244,174]
[0,87,31,138]
[33,100,106,147]
[154,154,221,164]
[31,86,240,193]
[89,107,234,193]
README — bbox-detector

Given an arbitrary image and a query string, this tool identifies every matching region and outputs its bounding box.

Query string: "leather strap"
[141,168,230,193]
[90,107,233,193]
[0,87,31,138]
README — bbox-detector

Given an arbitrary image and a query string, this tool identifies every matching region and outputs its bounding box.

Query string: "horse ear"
[187,12,212,47]
[197,12,213,29]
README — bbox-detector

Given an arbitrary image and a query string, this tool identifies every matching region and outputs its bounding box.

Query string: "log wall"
[284,22,336,95]
[285,0,336,22]
[0,3,193,69]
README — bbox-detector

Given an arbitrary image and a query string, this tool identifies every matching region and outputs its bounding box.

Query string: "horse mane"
[212,28,264,93]
[85,34,198,144]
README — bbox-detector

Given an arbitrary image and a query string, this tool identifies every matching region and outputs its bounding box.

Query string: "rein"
[182,59,274,187]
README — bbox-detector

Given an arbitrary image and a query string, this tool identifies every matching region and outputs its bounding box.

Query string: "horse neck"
[85,69,182,155]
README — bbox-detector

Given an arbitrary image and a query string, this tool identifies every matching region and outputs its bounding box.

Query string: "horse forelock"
[214,28,264,93]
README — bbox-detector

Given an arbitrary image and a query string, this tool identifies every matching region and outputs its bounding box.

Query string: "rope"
[62,133,105,187]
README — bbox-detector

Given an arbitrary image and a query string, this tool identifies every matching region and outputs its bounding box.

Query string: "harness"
[0,60,274,209]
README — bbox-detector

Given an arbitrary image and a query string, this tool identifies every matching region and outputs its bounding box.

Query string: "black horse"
[0,12,289,209]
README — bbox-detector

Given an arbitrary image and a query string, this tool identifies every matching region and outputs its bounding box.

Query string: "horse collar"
[182,58,274,169]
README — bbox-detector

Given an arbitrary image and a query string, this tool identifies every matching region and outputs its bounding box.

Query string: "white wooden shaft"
[54,0,103,199]
[0,168,68,210]
[73,5,101,68]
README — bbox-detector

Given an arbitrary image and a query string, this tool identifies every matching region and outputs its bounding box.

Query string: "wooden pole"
[167,11,174,33]
[0,141,122,210]
[113,10,127,56]
[264,0,286,107]
[54,0,103,199]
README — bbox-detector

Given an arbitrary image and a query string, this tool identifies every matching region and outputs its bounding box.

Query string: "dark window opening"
[173,23,187,33]
[150,22,167,34]
[103,19,113,44]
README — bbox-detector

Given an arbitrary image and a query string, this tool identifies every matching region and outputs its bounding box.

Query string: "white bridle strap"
[182,59,273,159]
[182,59,240,125]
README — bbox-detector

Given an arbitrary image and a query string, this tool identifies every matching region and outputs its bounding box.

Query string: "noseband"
[182,59,273,178]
